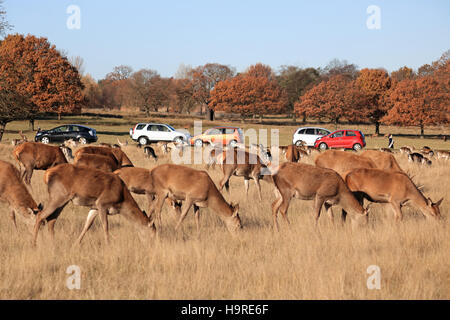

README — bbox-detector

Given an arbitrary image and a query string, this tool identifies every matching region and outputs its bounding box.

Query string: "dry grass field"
[0,116,449,300]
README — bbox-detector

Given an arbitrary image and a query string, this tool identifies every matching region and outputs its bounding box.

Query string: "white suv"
[292,127,331,147]
[129,123,190,145]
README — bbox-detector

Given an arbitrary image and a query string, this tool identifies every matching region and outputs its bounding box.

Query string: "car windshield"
[165,125,175,131]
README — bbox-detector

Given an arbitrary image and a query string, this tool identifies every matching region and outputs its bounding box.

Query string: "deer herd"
[0,133,446,247]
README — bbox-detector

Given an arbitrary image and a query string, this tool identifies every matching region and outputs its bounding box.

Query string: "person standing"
[388,133,394,149]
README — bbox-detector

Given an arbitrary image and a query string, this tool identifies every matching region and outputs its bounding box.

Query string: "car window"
[147,125,159,131]
[331,131,344,138]
[346,131,357,136]
[207,128,222,135]
[70,126,80,132]
[136,124,146,130]
[158,125,170,132]
[317,129,329,136]
[224,128,235,134]
[54,126,69,133]
[305,128,315,135]
[298,129,306,134]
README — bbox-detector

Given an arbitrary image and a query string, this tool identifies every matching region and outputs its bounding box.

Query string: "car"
[35,124,98,144]
[189,126,244,147]
[129,123,190,145]
[314,129,366,151]
[292,127,331,146]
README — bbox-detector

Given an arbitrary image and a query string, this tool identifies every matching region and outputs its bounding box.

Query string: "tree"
[106,65,133,81]
[130,69,170,115]
[245,63,275,80]
[209,73,287,119]
[277,66,321,121]
[81,74,102,109]
[0,34,84,123]
[383,77,449,136]
[321,58,359,80]
[391,66,415,82]
[0,0,12,37]
[171,78,196,114]
[294,75,369,127]
[355,68,392,134]
[69,56,85,76]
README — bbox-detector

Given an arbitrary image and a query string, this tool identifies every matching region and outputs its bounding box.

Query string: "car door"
[67,125,79,141]
[157,125,173,141]
[147,124,164,142]
[207,128,222,144]
[343,130,357,148]
[316,129,330,145]
[51,126,67,142]
[329,130,345,147]
[303,128,316,146]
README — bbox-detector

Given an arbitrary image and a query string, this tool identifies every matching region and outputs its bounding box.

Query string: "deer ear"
[37,203,43,211]
[232,204,239,217]
[435,198,444,206]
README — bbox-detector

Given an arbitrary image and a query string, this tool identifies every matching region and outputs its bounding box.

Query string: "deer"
[0,160,43,231]
[271,162,368,231]
[379,148,393,153]
[345,168,442,221]
[149,164,242,235]
[63,139,78,148]
[11,130,28,146]
[74,153,120,172]
[13,142,70,184]
[32,164,156,246]
[435,150,450,160]
[143,146,158,161]
[408,152,432,166]
[218,148,270,200]
[359,150,404,172]
[114,166,181,226]
[75,145,133,167]
[315,150,378,179]
[116,138,128,147]
[399,146,413,155]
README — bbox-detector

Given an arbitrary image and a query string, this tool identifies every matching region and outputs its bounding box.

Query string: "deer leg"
[194,205,200,235]
[97,207,109,244]
[252,175,262,201]
[46,206,65,242]
[313,196,326,225]
[244,179,249,197]
[32,198,69,246]
[390,202,403,222]
[153,192,168,230]
[324,202,334,224]
[219,170,233,193]
[175,198,194,231]
[278,196,291,227]
[9,210,18,232]
[271,195,283,231]
[76,209,98,245]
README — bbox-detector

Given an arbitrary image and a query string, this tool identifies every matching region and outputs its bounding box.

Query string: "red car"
[314,129,366,151]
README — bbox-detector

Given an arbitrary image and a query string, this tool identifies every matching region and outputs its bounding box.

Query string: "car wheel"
[319,142,328,150]
[138,137,148,145]
[229,140,238,148]
[194,139,203,147]
[295,140,305,147]
[41,136,50,144]
[353,143,362,151]
[174,136,183,144]
[79,137,87,144]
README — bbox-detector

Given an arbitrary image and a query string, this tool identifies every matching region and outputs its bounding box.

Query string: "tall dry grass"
[0,143,448,300]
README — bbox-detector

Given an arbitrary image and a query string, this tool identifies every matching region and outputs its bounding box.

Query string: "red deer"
[114,166,181,225]
[345,168,442,220]
[75,146,133,167]
[360,150,404,172]
[74,153,120,172]
[285,145,308,162]
[150,164,242,234]
[0,160,43,230]
[271,162,368,231]
[315,150,377,179]
[13,142,70,184]
[32,164,156,246]
[218,148,269,200]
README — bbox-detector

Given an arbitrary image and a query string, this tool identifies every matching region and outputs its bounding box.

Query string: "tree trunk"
[292,113,296,122]
[58,113,61,121]
[259,114,263,123]
[29,119,35,131]
[0,122,6,142]
[420,124,424,137]
[375,122,380,135]
[302,112,306,123]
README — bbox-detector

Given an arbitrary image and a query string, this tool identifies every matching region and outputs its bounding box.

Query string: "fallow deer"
[271,162,368,231]
[408,152,432,166]
[13,142,70,184]
[345,168,442,221]
[150,164,242,235]
[0,160,43,230]
[399,146,413,155]
[143,146,158,160]
[32,164,156,246]
[435,150,450,160]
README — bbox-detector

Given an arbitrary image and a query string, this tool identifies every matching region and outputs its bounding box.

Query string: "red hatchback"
[314,130,366,151]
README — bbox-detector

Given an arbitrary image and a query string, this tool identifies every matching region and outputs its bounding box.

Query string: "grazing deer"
[0,160,43,230]
[114,167,181,225]
[315,150,377,179]
[74,153,120,172]
[13,142,69,184]
[143,146,158,160]
[218,148,269,200]
[345,168,442,221]
[271,162,368,231]
[150,164,242,234]
[75,146,133,167]
[435,150,450,160]
[32,164,156,246]
[408,152,432,166]
[360,150,404,172]
[399,146,413,155]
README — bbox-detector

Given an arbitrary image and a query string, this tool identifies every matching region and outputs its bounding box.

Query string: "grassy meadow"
[0,114,449,299]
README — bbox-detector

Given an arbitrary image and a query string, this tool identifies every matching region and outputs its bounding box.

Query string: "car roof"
[296,127,330,131]
[209,126,240,129]
[52,124,94,130]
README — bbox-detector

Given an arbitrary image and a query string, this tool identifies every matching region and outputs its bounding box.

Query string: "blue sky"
[4,0,450,80]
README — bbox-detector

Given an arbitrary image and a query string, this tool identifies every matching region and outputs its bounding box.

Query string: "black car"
[35,124,98,144]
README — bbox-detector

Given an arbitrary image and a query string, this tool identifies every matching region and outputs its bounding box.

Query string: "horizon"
[3,0,450,80]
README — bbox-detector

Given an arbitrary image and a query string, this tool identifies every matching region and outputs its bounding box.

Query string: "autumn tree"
[391,66,415,82]
[321,59,359,80]
[277,66,321,121]
[209,73,287,119]
[245,63,275,80]
[171,78,196,114]
[383,76,449,136]
[355,68,392,134]
[0,34,84,125]
[294,75,369,127]
[0,0,12,36]
[81,74,102,109]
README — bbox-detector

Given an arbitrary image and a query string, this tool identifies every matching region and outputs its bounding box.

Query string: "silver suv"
[292,127,331,147]
[129,123,190,145]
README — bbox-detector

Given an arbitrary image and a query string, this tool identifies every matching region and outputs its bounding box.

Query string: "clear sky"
[3,0,450,80]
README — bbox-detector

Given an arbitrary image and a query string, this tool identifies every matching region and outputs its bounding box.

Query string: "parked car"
[189,126,244,147]
[35,124,98,144]
[129,123,190,145]
[292,127,331,146]
[314,129,366,151]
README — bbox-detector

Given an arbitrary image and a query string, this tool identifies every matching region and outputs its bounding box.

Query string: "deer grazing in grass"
[75,145,134,167]
[359,150,404,172]
[315,150,378,179]
[150,164,242,235]
[271,162,368,231]
[218,148,270,200]
[345,168,442,221]
[13,142,70,184]
[0,160,43,230]
[435,150,450,160]
[74,153,121,172]
[408,152,432,166]
[32,164,156,246]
